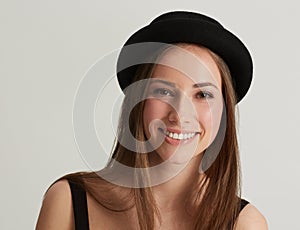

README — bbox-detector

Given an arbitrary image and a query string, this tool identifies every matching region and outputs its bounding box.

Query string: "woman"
[36,11,268,229]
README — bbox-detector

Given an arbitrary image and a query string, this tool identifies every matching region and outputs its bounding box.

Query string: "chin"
[155,144,203,165]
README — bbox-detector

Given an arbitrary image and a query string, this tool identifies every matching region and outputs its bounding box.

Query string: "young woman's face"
[143,45,223,164]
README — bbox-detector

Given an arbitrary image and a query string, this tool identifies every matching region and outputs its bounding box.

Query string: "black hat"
[117,11,253,103]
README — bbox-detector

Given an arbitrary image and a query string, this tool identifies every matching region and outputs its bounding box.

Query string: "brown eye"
[196,91,214,99]
[152,88,175,97]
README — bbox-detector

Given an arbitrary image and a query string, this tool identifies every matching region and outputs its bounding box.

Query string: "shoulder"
[36,179,74,230]
[235,203,268,230]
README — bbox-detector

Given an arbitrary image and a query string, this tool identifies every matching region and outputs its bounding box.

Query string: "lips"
[158,128,200,145]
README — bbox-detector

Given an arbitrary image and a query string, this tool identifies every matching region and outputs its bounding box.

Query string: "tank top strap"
[240,198,250,212]
[68,180,90,230]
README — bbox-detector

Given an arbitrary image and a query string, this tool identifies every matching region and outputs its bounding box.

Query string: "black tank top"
[68,180,249,230]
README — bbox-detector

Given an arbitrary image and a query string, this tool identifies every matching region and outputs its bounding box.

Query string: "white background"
[1,0,299,229]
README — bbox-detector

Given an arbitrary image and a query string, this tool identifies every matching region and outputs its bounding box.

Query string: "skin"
[36,45,268,229]
[143,44,223,166]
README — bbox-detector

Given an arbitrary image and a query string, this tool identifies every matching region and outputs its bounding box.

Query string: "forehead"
[152,44,222,88]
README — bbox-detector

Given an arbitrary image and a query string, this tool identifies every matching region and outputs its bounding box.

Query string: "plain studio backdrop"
[1,0,299,229]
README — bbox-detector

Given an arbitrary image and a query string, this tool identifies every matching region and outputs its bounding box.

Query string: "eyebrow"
[193,82,218,89]
[150,79,176,87]
[150,79,218,89]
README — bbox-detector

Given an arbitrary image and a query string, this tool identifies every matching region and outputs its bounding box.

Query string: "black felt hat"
[116,11,253,103]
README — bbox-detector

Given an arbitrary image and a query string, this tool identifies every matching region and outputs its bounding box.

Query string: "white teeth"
[163,130,197,140]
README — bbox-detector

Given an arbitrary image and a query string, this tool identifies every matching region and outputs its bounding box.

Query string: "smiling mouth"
[158,128,200,141]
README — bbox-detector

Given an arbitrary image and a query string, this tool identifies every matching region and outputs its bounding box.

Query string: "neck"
[150,154,204,213]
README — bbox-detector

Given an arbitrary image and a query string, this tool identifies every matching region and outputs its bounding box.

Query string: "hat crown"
[150,11,223,28]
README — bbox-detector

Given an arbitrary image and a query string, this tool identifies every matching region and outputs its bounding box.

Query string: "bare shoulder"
[235,204,268,230]
[36,179,74,230]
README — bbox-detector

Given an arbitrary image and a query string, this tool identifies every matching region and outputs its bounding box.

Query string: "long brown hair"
[56,44,242,230]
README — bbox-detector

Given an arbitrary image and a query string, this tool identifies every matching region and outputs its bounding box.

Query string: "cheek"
[197,102,223,136]
[196,107,212,131]
[143,100,168,137]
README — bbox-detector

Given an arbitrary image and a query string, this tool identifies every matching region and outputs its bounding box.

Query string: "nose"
[168,93,195,125]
